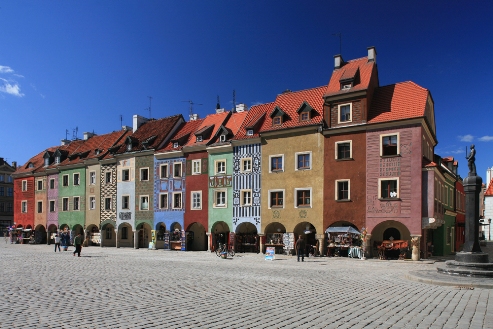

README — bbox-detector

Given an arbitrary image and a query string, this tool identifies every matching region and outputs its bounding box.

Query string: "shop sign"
[265,247,275,261]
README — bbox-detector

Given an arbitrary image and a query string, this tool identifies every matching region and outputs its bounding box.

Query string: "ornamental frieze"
[209,175,232,188]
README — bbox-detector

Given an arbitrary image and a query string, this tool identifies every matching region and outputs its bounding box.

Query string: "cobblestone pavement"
[1,243,493,329]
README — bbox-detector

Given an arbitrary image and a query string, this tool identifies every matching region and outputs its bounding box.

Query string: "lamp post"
[489,219,492,241]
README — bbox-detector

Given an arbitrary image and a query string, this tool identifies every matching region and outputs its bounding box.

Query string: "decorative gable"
[194,124,215,142]
[215,125,232,142]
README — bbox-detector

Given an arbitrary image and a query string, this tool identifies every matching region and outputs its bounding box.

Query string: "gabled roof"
[14,146,58,175]
[183,111,231,147]
[368,81,429,123]
[157,118,205,152]
[325,57,376,97]
[233,103,272,141]
[485,178,493,196]
[258,86,325,133]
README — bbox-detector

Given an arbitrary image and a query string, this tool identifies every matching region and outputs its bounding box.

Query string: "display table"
[170,241,182,250]
[265,244,284,254]
[348,246,362,259]
[377,240,408,260]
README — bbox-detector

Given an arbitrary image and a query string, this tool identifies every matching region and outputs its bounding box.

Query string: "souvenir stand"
[325,227,361,258]
[264,232,284,254]
[169,229,182,250]
[235,233,258,253]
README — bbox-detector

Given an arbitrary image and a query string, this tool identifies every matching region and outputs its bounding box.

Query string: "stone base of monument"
[437,252,493,278]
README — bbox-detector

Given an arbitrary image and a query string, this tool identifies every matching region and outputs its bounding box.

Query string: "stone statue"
[466,144,476,176]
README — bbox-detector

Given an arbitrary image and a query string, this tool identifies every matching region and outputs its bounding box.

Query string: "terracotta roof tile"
[183,111,231,147]
[368,81,429,123]
[485,178,493,196]
[325,57,376,97]
[233,103,272,141]
[157,119,205,152]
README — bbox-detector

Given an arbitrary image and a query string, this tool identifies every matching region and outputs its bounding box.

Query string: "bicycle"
[215,242,235,257]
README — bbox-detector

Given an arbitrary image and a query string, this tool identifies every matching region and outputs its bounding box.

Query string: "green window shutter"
[186,160,192,176]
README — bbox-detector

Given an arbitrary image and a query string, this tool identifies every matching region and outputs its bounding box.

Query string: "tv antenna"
[182,100,202,118]
[72,127,79,140]
[65,129,69,140]
[145,96,152,118]
[120,115,123,128]
[332,32,342,54]
[232,90,236,112]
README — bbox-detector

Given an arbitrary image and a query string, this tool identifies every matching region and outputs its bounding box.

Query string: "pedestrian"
[4,231,8,244]
[54,234,61,252]
[295,235,306,262]
[73,233,82,257]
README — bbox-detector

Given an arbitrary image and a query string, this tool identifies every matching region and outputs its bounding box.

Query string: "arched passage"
[86,224,100,246]
[34,224,46,244]
[186,222,207,251]
[211,221,230,251]
[155,222,166,249]
[235,222,258,253]
[136,222,152,249]
[371,220,411,260]
[118,222,133,248]
[101,222,116,247]
[294,221,317,256]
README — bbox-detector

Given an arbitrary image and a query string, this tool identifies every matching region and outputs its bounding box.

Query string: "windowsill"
[296,168,311,171]
[336,199,351,202]
[378,198,401,201]
[271,170,284,173]
[240,205,252,207]
[336,158,353,161]
[270,206,284,209]
[296,205,311,208]
[380,154,401,158]
[213,206,226,209]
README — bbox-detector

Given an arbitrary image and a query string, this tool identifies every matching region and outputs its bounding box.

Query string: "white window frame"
[159,193,168,209]
[192,160,201,175]
[21,200,27,213]
[335,179,351,201]
[89,196,96,210]
[269,154,284,173]
[122,195,130,210]
[219,135,226,142]
[160,164,168,179]
[240,189,252,206]
[140,195,149,211]
[294,187,312,208]
[196,136,203,142]
[246,129,254,136]
[105,172,112,184]
[241,158,252,173]
[122,169,130,181]
[380,132,400,156]
[378,177,400,199]
[173,142,179,148]
[295,151,312,171]
[172,192,182,209]
[104,197,112,211]
[49,200,56,213]
[89,171,96,185]
[37,180,43,191]
[73,173,80,186]
[62,175,69,187]
[335,140,353,160]
[191,191,202,210]
[213,189,227,208]
[37,200,43,214]
[338,103,352,124]
[140,167,149,181]
[268,189,285,209]
[22,180,27,191]
[62,197,69,211]
[73,196,80,211]
[173,162,182,178]
[215,159,226,175]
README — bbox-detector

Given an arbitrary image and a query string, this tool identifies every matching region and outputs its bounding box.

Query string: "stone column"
[206,233,211,252]
[134,230,139,249]
[100,229,104,248]
[363,234,371,259]
[115,229,119,248]
[46,232,50,245]
[410,235,421,261]
[259,234,265,254]
[316,234,324,257]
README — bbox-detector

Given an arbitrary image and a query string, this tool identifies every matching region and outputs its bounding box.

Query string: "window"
[62,175,69,187]
[122,195,129,209]
[338,104,352,123]
[105,172,112,184]
[160,164,168,178]
[214,190,227,208]
[241,190,252,206]
[89,171,96,185]
[219,135,226,142]
[0,203,3,212]
[273,116,282,126]
[336,141,352,160]
[122,169,130,181]
[173,193,182,209]
[49,200,55,212]
[7,175,12,183]
[215,160,226,174]
[122,227,128,240]
[62,198,69,211]
[246,129,254,136]
[159,193,168,209]
[104,198,112,210]
[55,156,60,164]
[270,155,284,172]
[49,178,55,189]
[140,168,149,181]
[140,196,149,210]
[173,142,179,148]
[379,178,399,199]
[37,180,43,191]
[0,174,3,182]
[191,191,202,210]
[22,180,27,191]
[296,152,311,170]
[89,197,96,210]
[21,201,27,213]
[270,191,284,208]
[73,173,80,186]
[241,158,252,173]
[7,187,13,197]
[196,136,203,142]
[192,160,201,175]
[0,187,3,196]
[105,227,112,239]
[6,203,12,212]
[296,189,311,208]
[300,112,310,121]
[336,180,350,201]
[73,197,80,211]
[381,133,399,156]
[173,163,182,178]
[37,201,43,213]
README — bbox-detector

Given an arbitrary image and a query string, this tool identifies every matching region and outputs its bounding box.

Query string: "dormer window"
[127,143,132,151]
[300,112,310,122]
[342,84,352,90]
[273,116,282,126]
[55,157,60,164]
[338,104,352,123]
[173,142,179,148]
[95,149,100,155]
[44,158,50,166]
[28,163,34,168]
[219,135,226,142]
[196,136,203,142]
[246,129,254,136]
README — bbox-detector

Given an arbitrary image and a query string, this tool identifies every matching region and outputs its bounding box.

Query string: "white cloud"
[458,134,474,142]
[0,65,14,74]
[478,136,493,142]
[0,78,24,97]
[450,148,464,154]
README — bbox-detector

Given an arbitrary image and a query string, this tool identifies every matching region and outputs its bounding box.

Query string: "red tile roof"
[183,111,231,147]
[485,178,493,196]
[324,57,376,97]
[233,103,272,141]
[14,147,57,175]
[157,119,204,152]
[368,81,429,123]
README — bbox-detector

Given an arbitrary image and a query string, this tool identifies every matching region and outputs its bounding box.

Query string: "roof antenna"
[146,96,152,119]
[332,32,342,54]
[216,95,220,109]
[120,115,123,129]
[182,100,202,120]
[65,129,69,140]
[232,90,236,113]
[72,127,79,140]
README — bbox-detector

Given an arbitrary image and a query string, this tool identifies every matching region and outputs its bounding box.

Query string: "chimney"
[12,161,17,169]
[235,104,247,113]
[189,114,199,121]
[334,54,344,69]
[216,108,225,114]
[367,46,377,63]
[83,132,96,140]
[133,115,149,133]
[122,125,132,131]
[0,158,3,165]
[61,139,71,146]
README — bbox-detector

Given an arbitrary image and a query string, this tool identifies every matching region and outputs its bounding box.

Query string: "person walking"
[54,234,61,252]
[4,231,8,244]
[295,235,306,262]
[73,233,82,257]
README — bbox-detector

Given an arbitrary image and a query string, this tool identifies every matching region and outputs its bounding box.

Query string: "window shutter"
[186,160,192,176]
[202,158,208,174]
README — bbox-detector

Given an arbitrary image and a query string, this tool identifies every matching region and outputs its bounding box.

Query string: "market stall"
[377,240,408,260]
[325,226,361,258]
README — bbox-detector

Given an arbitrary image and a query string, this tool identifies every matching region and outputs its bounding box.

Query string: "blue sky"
[1,1,492,181]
